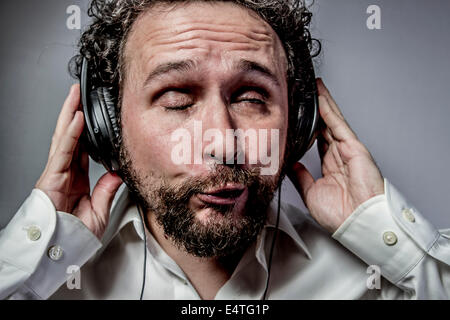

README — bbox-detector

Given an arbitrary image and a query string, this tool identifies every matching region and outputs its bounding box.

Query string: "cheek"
[269,113,288,166]
[235,108,287,173]
[251,106,288,154]
[263,105,288,169]
[121,101,181,178]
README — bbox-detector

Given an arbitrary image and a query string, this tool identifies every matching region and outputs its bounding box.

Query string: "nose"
[199,95,241,166]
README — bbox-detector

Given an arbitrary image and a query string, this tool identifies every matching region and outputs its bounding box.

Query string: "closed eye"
[164,104,194,111]
[152,88,195,111]
[236,98,265,104]
[231,86,269,105]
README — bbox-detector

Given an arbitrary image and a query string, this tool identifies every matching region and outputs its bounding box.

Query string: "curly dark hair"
[69,0,321,154]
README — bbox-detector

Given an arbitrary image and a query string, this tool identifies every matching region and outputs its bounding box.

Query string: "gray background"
[1,0,449,229]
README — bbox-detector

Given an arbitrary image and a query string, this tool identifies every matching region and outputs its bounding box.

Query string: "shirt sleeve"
[332,179,450,299]
[0,189,102,300]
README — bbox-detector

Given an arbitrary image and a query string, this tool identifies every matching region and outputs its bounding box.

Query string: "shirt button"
[27,226,41,241]
[402,208,416,223]
[48,245,63,261]
[383,231,398,246]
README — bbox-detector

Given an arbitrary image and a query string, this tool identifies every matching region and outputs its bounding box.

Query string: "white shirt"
[1,179,449,299]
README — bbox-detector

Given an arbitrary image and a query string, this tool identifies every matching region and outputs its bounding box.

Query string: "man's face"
[119,2,289,257]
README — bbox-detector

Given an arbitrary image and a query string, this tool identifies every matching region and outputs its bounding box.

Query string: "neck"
[145,212,244,300]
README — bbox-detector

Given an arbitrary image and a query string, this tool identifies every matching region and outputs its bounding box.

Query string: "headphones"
[80,53,319,172]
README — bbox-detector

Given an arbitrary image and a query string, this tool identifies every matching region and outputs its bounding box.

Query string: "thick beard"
[118,142,285,258]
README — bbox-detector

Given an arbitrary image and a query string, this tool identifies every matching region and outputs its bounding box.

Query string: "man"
[0,0,449,300]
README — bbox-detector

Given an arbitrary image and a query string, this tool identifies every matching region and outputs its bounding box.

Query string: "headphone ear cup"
[80,89,103,165]
[101,87,121,145]
[80,57,120,172]
[95,87,120,171]
[288,53,319,164]
[98,87,120,147]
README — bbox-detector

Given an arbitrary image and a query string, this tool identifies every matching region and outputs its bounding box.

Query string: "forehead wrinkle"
[135,20,277,68]
[133,1,275,43]
[135,34,285,88]
[148,22,274,46]
[123,2,289,90]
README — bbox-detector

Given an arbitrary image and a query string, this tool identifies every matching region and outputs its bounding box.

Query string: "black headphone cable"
[137,203,147,300]
[262,186,281,300]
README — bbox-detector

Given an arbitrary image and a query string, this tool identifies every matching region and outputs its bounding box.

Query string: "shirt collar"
[264,199,312,260]
[105,186,312,262]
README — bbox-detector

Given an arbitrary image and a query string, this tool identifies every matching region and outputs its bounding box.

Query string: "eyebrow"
[144,59,197,87]
[143,58,281,88]
[237,59,281,88]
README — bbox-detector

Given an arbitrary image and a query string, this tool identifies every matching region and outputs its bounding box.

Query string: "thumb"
[91,172,123,218]
[288,162,315,203]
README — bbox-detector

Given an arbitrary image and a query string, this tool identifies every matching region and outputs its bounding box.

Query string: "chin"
[193,206,243,225]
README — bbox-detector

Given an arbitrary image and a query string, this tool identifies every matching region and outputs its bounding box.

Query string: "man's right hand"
[35,84,123,240]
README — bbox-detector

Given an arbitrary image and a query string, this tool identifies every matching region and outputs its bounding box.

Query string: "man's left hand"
[288,79,384,233]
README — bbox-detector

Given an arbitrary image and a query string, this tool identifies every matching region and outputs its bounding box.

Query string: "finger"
[50,84,81,155]
[80,144,90,174]
[91,172,123,218]
[73,140,90,175]
[288,162,315,203]
[49,110,84,172]
[319,95,356,142]
[55,84,81,134]
[316,78,344,119]
[317,134,329,160]
[320,125,334,146]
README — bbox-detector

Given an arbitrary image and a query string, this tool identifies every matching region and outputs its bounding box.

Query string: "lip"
[197,184,248,206]
[201,183,246,195]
